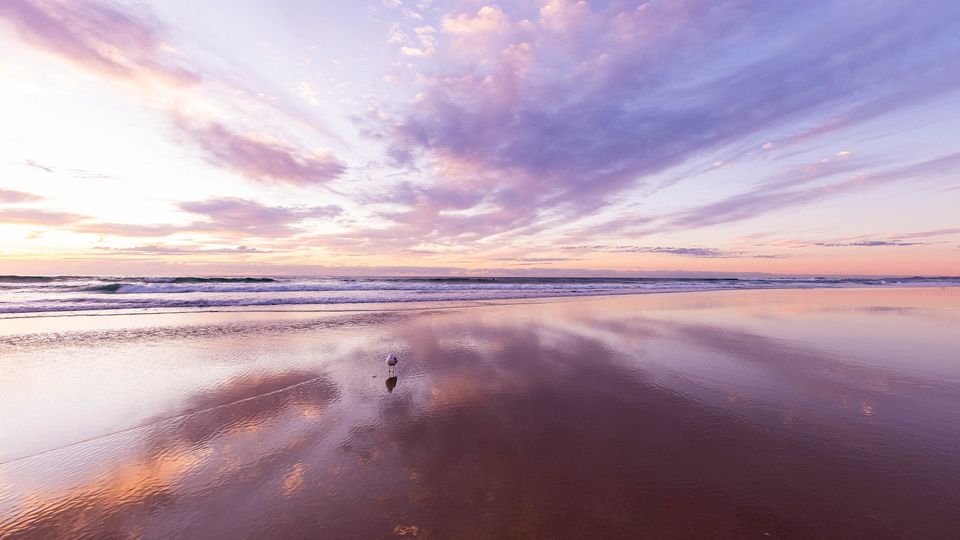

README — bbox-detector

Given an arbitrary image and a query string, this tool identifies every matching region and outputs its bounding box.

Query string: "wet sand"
[2,288,959,538]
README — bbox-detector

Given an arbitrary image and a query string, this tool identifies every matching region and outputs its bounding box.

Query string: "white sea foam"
[0,275,957,315]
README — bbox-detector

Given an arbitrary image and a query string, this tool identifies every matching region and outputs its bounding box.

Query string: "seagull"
[386,353,398,375]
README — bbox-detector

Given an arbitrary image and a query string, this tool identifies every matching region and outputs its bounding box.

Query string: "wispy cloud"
[891,228,960,241]
[180,197,342,236]
[491,256,582,264]
[0,189,44,203]
[0,0,199,86]
[665,152,960,230]
[95,244,279,255]
[72,222,185,237]
[0,208,85,225]
[563,245,743,259]
[817,241,921,247]
[72,197,341,239]
[177,121,346,186]
[22,159,54,173]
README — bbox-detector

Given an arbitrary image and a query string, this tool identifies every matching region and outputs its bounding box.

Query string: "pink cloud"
[665,152,960,229]
[72,222,185,237]
[178,121,346,185]
[180,197,342,236]
[0,208,85,225]
[0,0,199,87]
[0,189,44,203]
[95,245,279,256]
[70,198,342,239]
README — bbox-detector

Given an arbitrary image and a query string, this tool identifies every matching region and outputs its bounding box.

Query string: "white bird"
[385,353,399,375]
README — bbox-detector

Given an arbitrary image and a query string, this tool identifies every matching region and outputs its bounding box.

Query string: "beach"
[2,287,959,538]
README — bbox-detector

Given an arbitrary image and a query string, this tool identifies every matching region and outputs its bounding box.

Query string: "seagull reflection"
[385,376,398,393]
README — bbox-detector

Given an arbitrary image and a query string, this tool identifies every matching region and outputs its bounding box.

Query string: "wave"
[70,276,960,295]
[142,277,277,284]
[0,287,689,313]
[81,283,125,293]
[0,275,58,283]
[81,280,685,295]
[1,276,958,315]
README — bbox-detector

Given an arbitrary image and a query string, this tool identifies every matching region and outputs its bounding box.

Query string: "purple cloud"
[72,222,185,237]
[362,0,960,245]
[817,241,921,247]
[22,159,54,173]
[178,121,346,185]
[72,198,342,239]
[665,152,960,230]
[0,208,85,225]
[180,197,341,236]
[891,228,960,240]
[0,189,44,203]
[1,1,349,191]
[95,245,278,255]
[563,245,742,258]
[0,0,198,86]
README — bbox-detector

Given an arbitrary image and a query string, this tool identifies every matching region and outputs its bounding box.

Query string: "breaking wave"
[1,275,958,315]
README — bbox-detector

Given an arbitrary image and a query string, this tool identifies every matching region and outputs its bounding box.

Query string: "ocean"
[1,274,959,315]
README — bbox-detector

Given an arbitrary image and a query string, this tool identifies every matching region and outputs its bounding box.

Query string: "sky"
[1,0,959,277]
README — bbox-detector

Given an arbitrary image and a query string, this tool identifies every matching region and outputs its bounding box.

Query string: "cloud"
[816,241,921,247]
[0,208,85,225]
[890,228,960,240]
[0,189,44,203]
[72,198,342,239]
[0,0,199,86]
[441,6,509,37]
[665,152,960,230]
[491,256,582,263]
[95,245,278,255]
[2,1,346,191]
[22,159,54,173]
[563,245,743,258]
[72,222,186,237]
[364,0,960,246]
[179,197,341,237]
[178,121,346,185]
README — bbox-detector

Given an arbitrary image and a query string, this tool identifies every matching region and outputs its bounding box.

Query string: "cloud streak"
[71,198,342,240]
[179,197,342,236]
[664,152,960,230]
[0,189,43,203]
[95,245,278,255]
[0,208,85,226]
[817,241,921,248]
[563,245,746,259]
[0,0,198,86]
[178,121,346,186]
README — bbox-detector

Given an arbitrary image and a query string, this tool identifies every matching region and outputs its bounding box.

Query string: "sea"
[1,274,958,315]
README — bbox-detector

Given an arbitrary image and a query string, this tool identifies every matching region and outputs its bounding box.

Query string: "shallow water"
[2,288,959,538]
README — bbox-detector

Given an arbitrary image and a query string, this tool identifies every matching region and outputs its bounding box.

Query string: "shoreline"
[3,282,960,321]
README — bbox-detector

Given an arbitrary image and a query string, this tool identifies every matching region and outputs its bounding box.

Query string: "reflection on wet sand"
[2,288,959,538]
[1,372,340,538]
